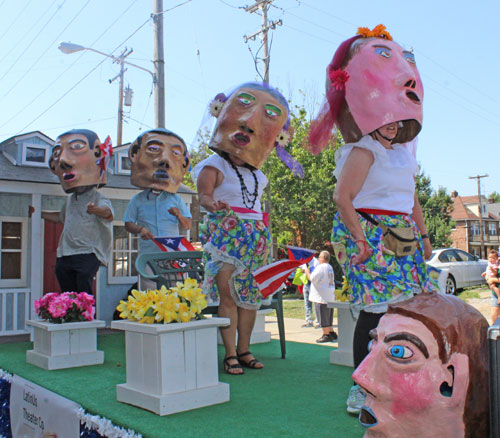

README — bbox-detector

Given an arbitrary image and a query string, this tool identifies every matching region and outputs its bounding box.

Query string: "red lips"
[63,172,76,181]
[232,132,250,147]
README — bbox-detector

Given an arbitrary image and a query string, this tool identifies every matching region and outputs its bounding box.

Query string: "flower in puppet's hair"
[209,93,226,117]
[356,24,393,41]
[328,68,350,91]
[275,130,290,147]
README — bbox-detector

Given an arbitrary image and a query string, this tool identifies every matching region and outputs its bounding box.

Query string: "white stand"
[111,318,231,416]
[217,308,273,345]
[26,320,105,370]
[327,302,355,367]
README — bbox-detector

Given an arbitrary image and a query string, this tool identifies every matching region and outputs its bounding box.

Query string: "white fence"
[0,289,31,336]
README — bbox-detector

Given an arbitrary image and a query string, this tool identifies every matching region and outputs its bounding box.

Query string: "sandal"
[223,356,244,375]
[237,351,264,369]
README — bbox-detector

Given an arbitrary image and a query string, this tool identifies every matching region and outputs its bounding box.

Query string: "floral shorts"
[331,212,439,312]
[200,210,272,309]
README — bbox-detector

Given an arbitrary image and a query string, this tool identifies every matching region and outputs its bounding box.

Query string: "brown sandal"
[223,356,244,375]
[237,351,263,369]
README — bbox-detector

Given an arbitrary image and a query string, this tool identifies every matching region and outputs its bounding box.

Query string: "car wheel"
[445,275,456,295]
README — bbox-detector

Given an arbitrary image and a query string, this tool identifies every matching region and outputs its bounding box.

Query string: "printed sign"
[10,375,80,438]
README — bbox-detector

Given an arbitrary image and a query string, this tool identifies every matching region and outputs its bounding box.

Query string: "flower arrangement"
[34,292,96,323]
[116,278,207,324]
[356,24,393,41]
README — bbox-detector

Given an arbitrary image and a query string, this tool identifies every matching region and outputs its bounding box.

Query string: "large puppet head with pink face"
[49,129,111,193]
[352,293,489,438]
[206,82,303,177]
[309,25,423,152]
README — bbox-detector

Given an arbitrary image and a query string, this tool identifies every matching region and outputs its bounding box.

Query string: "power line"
[0,0,67,83]
[0,0,35,45]
[2,0,140,131]
[0,0,91,102]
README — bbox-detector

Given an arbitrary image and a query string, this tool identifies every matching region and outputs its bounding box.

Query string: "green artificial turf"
[0,334,364,438]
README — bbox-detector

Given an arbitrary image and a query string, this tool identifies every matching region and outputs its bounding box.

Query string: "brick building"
[450,191,500,258]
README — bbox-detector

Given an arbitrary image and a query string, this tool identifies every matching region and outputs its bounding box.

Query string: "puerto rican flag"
[253,246,316,298]
[153,236,196,252]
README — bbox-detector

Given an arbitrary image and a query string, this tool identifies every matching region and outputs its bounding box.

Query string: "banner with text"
[10,374,80,438]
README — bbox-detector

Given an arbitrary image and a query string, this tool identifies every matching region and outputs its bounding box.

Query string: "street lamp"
[58,42,156,146]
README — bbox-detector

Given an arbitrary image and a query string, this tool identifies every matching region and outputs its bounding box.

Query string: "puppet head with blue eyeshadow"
[49,129,112,193]
[352,293,489,438]
[207,82,303,176]
[309,25,423,152]
[128,128,191,193]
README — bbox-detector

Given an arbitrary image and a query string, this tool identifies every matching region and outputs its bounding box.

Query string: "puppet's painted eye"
[374,47,391,58]
[388,345,413,359]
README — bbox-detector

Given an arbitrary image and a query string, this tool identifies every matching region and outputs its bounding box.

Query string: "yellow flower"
[153,293,180,323]
[177,302,194,323]
[116,300,136,320]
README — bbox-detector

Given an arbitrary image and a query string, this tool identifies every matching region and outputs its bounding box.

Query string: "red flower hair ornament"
[328,68,350,91]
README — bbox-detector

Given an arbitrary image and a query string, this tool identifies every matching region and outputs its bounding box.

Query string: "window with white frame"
[471,222,480,236]
[21,143,51,167]
[0,218,27,287]
[108,222,138,283]
[490,223,498,236]
[117,153,131,175]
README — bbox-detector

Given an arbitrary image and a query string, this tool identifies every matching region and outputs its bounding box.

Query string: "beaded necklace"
[227,158,259,209]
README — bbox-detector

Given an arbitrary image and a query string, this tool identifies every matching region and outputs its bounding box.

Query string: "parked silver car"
[426,248,488,295]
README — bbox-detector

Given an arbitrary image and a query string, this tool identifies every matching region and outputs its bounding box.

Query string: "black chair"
[135,251,286,358]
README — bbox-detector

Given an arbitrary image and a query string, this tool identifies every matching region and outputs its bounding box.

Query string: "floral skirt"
[331,212,439,314]
[200,210,272,309]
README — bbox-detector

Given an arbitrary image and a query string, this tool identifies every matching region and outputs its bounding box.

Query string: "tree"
[263,104,338,250]
[416,170,455,248]
[488,191,500,203]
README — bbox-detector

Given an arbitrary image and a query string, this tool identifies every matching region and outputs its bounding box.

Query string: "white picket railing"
[0,289,31,336]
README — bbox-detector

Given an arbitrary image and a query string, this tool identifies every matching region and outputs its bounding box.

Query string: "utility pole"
[244,0,282,257]
[243,0,282,84]
[109,48,133,146]
[153,0,165,128]
[469,174,489,258]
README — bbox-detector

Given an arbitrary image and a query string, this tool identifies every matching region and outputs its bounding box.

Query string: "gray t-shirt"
[57,188,113,265]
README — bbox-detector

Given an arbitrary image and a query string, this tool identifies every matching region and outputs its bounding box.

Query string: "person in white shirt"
[308,25,439,414]
[305,251,337,343]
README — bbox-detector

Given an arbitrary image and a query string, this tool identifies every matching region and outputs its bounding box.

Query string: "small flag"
[153,236,196,252]
[97,135,113,176]
[253,246,316,298]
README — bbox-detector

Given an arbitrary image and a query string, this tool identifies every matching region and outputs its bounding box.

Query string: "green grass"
[458,284,489,301]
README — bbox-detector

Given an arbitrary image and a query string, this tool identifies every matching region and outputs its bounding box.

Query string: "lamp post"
[58,42,156,146]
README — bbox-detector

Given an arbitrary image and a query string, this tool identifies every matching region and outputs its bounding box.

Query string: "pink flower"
[255,221,265,231]
[328,68,350,91]
[221,216,238,231]
[75,292,95,310]
[256,236,267,255]
[209,222,217,233]
[48,297,70,318]
[82,306,96,321]
[244,223,253,235]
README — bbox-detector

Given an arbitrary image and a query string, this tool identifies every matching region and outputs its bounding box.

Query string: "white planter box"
[111,317,231,416]
[26,320,105,370]
[327,302,356,367]
[217,308,272,345]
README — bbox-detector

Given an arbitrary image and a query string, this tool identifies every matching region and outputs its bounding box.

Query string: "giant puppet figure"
[192,82,301,375]
[123,129,192,290]
[309,25,438,415]
[353,293,489,438]
[42,129,114,294]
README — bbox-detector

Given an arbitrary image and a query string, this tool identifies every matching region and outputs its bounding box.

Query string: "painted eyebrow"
[373,44,392,51]
[384,332,429,359]
[146,139,163,146]
[265,104,282,116]
[238,92,256,101]
[68,138,87,145]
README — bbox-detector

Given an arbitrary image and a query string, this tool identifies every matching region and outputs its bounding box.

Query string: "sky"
[0,0,498,198]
